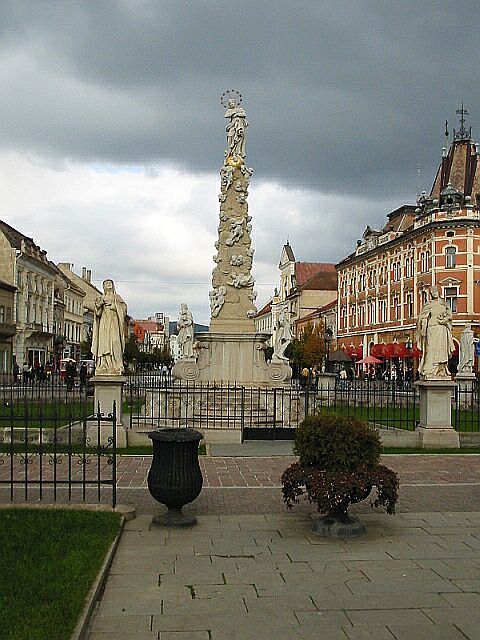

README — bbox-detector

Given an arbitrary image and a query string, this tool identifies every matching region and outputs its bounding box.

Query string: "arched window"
[445,246,456,269]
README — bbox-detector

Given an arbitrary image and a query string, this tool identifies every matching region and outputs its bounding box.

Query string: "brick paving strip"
[86,511,480,640]
[116,454,480,489]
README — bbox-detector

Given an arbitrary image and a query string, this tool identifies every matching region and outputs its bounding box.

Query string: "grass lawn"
[323,404,480,432]
[0,398,144,429]
[0,508,121,640]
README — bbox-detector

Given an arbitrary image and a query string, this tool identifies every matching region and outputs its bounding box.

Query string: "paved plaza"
[81,453,480,639]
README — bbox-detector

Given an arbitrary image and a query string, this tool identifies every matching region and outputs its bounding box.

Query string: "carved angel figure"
[226,219,244,246]
[220,165,234,192]
[210,286,227,318]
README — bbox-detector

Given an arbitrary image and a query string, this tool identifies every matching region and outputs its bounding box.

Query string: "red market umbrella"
[356,355,383,365]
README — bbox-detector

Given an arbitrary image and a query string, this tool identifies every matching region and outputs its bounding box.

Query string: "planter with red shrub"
[281,413,399,537]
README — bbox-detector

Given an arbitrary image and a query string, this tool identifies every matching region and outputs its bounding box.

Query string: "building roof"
[135,320,164,333]
[283,242,295,262]
[255,300,272,318]
[296,264,337,291]
[295,262,336,288]
[431,137,480,199]
[58,270,86,297]
[0,219,57,272]
[0,219,29,250]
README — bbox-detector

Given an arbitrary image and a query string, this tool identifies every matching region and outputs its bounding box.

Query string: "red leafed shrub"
[282,413,399,515]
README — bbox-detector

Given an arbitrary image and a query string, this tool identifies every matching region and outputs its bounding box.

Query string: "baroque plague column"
[177,92,291,384]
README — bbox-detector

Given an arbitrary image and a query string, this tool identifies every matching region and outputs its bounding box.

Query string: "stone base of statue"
[456,372,476,392]
[90,375,128,448]
[184,332,292,386]
[172,358,199,382]
[415,380,459,449]
[314,373,337,401]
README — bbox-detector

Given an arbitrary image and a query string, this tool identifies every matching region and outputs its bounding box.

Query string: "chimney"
[86,270,92,283]
[81,267,87,279]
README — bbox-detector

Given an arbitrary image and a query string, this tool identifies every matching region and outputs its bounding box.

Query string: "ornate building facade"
[0,221,56,367]
[336,115,480,372]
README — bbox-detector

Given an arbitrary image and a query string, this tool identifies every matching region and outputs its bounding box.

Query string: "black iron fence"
[0,374,117,506]
[125,374,423,439]
[454,382,480,431]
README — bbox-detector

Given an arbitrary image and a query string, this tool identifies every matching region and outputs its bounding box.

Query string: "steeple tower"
[431,105,480,201]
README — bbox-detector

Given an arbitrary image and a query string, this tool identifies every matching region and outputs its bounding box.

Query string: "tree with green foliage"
[80,328,93,359]
[291,320,326,368]
[123,334,140,364]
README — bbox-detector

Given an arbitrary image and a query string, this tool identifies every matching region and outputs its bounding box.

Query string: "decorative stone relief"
[229,272,254,288]
[225,219,244,246]
[229,255,244,267]
[220,165,234,192]
[209,285,227,317]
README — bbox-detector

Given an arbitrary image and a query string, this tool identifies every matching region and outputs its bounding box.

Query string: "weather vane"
[220,90,243,108]
[454,103,471,141]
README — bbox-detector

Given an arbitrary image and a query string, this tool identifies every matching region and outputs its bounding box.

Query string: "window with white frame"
[445,246,456,269]
[444,287,457,312]
[420,250,430,273]
[406,292,413,318]
[379,299,387,323]
[358,305,365,326]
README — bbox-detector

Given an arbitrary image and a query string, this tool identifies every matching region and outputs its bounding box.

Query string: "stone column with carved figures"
[193,92,291,384]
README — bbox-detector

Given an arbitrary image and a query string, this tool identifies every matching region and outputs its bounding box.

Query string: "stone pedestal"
[315,372,336,401]
[415,380,459,449]
[90,375,127,448]
[456,372,476,391]
[192,332,291,385]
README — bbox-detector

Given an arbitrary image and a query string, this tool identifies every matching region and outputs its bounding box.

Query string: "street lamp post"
[324,327,333,373]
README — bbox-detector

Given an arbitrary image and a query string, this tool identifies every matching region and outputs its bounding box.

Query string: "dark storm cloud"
[1,0,479,200]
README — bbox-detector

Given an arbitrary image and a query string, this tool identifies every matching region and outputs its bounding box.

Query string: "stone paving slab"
[86,512,480,640]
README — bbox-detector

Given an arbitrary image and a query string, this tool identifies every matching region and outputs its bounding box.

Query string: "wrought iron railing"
[0,374,117,507]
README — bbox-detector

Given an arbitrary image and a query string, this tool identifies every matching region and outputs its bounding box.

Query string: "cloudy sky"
[1,1,479,324]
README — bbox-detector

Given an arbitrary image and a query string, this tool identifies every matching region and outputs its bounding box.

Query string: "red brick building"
[336,114,480,373]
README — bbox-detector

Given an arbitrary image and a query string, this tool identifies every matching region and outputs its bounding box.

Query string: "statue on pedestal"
[92,279,127,376]
[273,310,293,362]
[458,323,478,375]
[177,304,195,359]
[416,286,454,380]
[225,98,248,161]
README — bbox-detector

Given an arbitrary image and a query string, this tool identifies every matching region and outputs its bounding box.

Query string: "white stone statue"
[458,323,478,375]
[273,310,293,362]
[416,286,455,380]
[225,99,248,160]
[210,286,226,318]
[177,303,195,359]
[92,279,127,376]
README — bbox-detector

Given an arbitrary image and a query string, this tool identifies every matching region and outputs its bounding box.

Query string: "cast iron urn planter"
[148,428,204,526]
